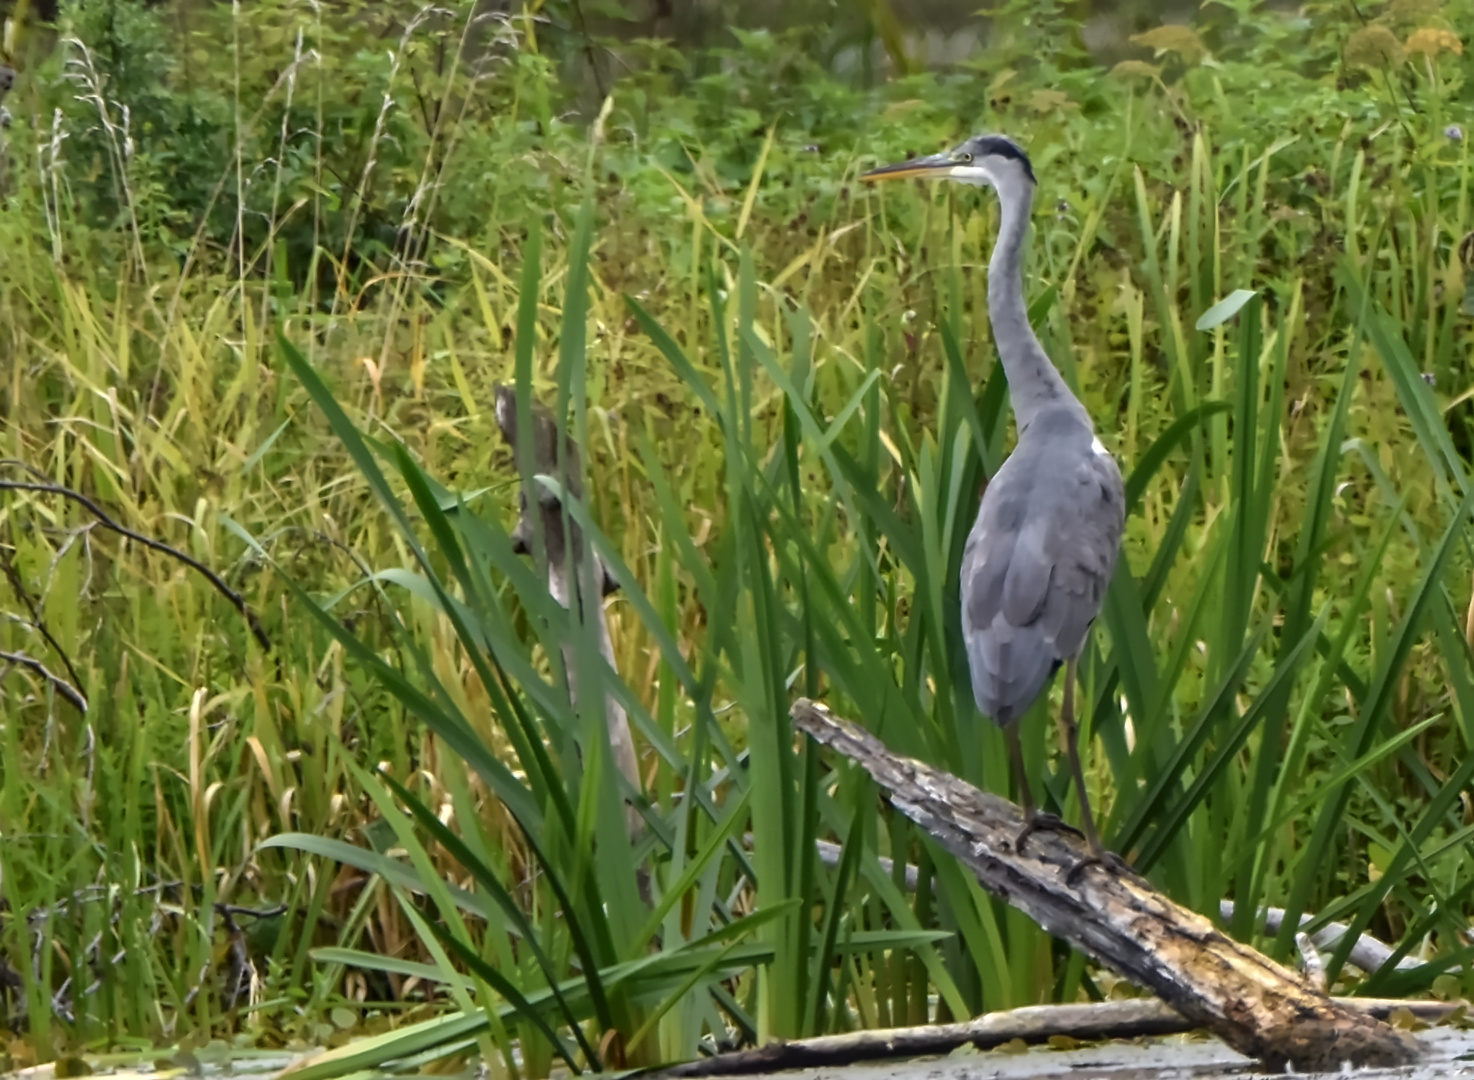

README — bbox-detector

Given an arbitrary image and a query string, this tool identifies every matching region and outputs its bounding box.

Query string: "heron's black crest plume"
[964,134,1036,184]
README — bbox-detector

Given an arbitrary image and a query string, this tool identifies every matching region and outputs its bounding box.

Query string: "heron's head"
[861,134,1036,192]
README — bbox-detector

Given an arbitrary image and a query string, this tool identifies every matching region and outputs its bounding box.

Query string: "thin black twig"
[0,649,88,712]
[8,884,292,1024]
[218,902,289,921]
[0,464,271,651]
[567,0,606,101]
[14,881,289,926]
[0,543,86,693]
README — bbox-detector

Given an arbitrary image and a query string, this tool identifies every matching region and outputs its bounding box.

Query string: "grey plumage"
[864,132,1126,865]
[962,405,1123,725]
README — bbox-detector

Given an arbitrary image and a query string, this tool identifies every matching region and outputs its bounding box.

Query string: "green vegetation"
[1,0,1473,1071]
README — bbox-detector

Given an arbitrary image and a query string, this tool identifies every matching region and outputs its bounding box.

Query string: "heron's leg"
[1009,724,1080,854]
[1004,725,1035,819]
[1058,656,1106,858]
[1057,659,1138,883]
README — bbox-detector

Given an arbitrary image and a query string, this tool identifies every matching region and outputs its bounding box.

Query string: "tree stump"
[791,698,1420,1072]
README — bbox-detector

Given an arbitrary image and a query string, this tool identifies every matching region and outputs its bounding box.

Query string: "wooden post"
[494,385,641,830]
[791,698,1419,1072]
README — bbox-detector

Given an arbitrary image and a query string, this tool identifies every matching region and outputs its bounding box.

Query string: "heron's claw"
[1014,811,1083,855]
[1015,812,1139,886]
[1064,848,1136,886]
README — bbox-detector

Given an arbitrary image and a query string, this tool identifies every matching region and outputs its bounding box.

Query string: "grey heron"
[863,135,1126,869]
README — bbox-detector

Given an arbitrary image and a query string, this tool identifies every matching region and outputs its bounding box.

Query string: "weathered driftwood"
[790,698,1420,1072]
[781,838,1421,976]
[493,385,640,822]
[1217,899,1421,974]
[650,997,1457,1078]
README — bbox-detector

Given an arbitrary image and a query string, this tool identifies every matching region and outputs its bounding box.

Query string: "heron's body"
[963,404,1123,726]
[864,133,1126,866]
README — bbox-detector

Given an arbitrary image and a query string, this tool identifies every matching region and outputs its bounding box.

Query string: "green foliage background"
[1,0,1474,1070]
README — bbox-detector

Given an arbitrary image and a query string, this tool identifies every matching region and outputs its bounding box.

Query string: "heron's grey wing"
[961,450,1124,725]
[961,488,1058,725]
[1035,451,1124,658]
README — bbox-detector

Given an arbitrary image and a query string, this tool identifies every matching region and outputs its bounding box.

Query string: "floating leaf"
[1130,24,1207,63]
[1195,289,1259,331]
[1406,27,1463,57]
[879,97,927,120]
[1388,1005,1427,1031]
[1346,25,1406,67]
[1109,59,1163,81]
[1432,975,1462,1001]
[1028,89,1075,113]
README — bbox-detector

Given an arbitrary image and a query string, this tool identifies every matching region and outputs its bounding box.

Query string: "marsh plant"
[0,0,1473,1070]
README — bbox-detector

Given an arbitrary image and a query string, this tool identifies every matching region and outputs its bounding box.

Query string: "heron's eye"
[955,152,973,163]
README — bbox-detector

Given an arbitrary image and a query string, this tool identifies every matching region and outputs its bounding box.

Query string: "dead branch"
[649,997,1458,1078]
[1217,900,1420,975]
[0,543,86,693]
[493,386,641,824]
[0,463,271,652]
[0,649,88,712]
[791,698,1420,1072]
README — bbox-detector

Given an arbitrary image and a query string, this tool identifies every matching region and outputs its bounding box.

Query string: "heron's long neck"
[988,177,1087,433]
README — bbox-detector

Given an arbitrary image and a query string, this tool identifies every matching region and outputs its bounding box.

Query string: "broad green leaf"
[1194,288,1259,331]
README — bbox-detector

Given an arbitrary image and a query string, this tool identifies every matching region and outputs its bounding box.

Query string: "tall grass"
[0,0,1473,1068]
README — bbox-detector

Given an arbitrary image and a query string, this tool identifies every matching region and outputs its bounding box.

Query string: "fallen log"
[790,698,1420,1072]
[649,997,1457,1078]
[757,837,1422,976]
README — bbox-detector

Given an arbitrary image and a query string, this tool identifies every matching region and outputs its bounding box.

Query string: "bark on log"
[649,997,1455,1078]
[766,838,1420,976]
[494,385,641,828]
[791,698,1420,1072]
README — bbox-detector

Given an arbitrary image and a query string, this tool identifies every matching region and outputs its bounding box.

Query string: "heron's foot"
[1014,811,1083,855]
[1064,847,1136,887]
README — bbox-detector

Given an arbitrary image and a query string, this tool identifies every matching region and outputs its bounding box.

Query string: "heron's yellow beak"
[861,153,963,182]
